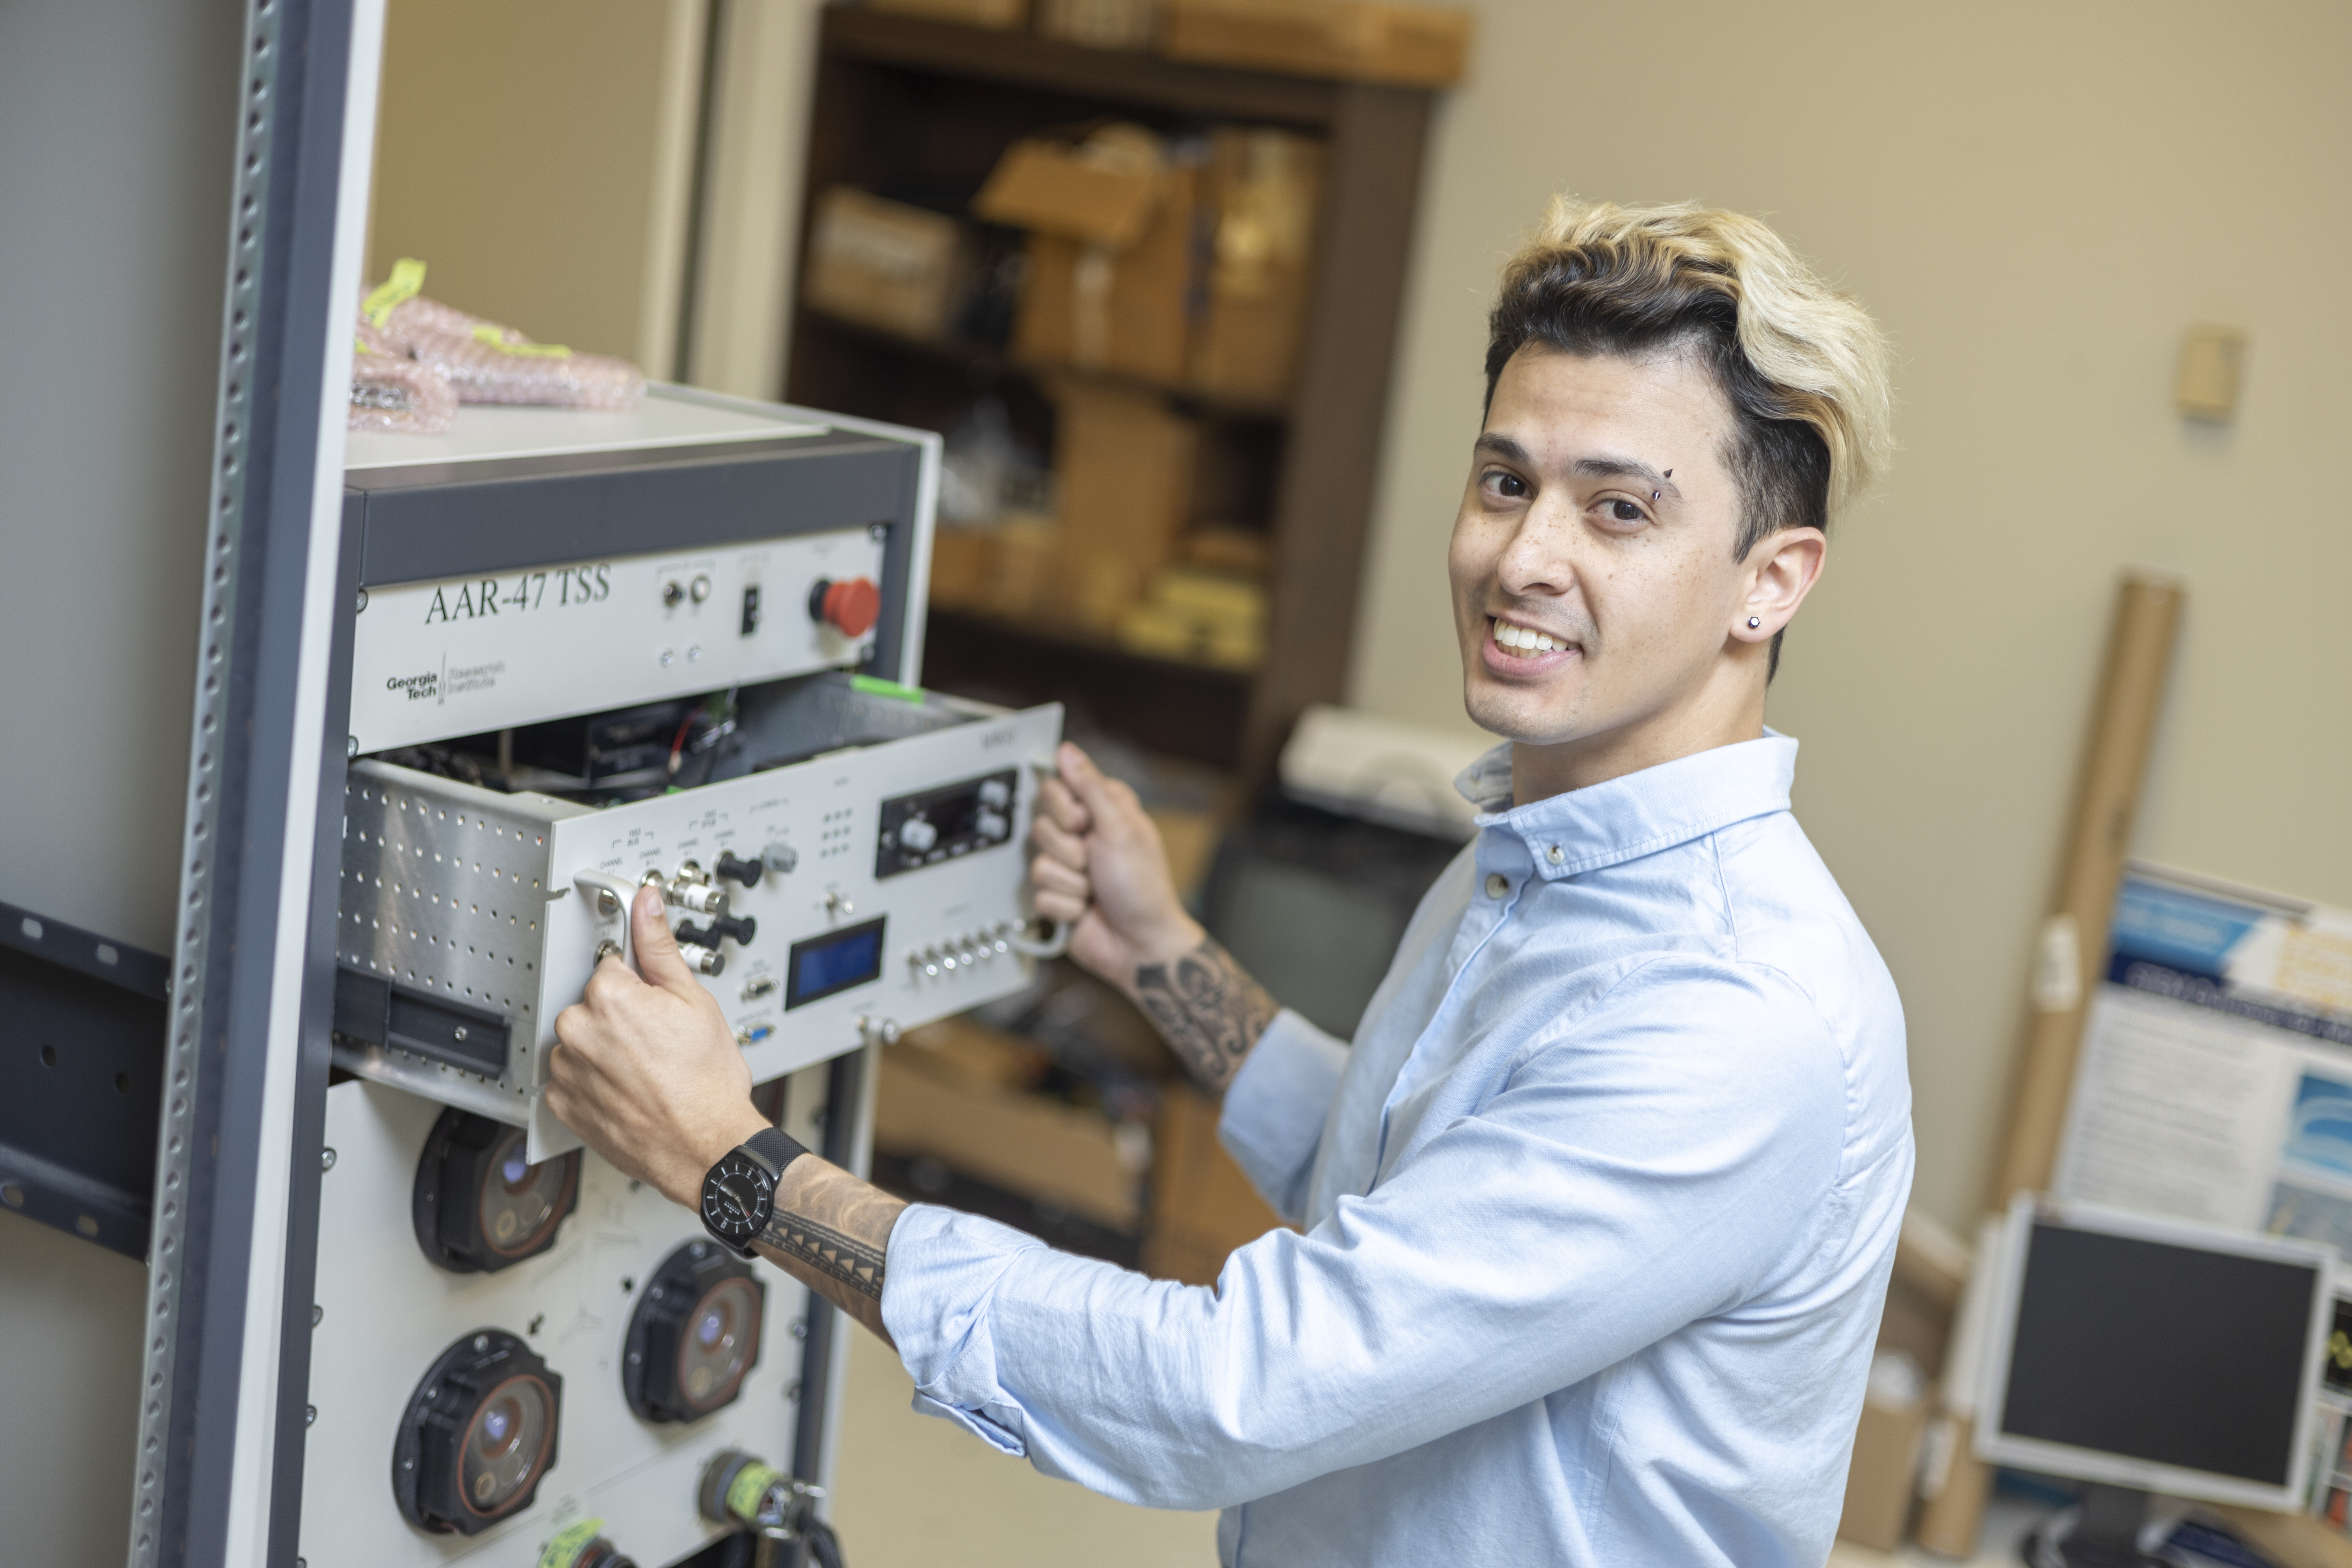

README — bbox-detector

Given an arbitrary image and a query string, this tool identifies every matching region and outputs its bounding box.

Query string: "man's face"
[1449,345,1768,760]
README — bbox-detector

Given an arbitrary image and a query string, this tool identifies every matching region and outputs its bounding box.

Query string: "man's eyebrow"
[1474,438,1685,502]
[1573,455,1682,500]
[1472,433,1533,465]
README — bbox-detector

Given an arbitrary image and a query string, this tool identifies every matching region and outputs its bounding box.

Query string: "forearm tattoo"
[755,1160,904,1346]
[1134,936,1278,1093]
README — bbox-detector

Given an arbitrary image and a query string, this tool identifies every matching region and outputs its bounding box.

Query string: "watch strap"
[742,1126,811,1180]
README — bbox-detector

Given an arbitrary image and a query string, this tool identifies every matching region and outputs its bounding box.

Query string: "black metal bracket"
[0,899,168,1259]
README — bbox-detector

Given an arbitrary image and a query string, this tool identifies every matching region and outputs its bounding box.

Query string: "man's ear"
[1732,528,1826,644]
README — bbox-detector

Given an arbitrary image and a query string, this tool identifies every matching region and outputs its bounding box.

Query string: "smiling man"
[548,197,1910,1565]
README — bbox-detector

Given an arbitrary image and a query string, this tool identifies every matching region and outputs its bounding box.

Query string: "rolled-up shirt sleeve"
[878,956,1848,1512]
[1214,1008,1349,1226]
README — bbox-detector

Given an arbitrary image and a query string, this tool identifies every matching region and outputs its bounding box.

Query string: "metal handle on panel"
[573,870,640,974]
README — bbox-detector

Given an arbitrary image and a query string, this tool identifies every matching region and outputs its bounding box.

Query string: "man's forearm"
[751,1157,907,1348]
[1132,934,1278,1094]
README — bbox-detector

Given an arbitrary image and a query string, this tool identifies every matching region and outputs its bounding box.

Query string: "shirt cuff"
[880,1202,1048,1455]
[1217,1008,1349,1224]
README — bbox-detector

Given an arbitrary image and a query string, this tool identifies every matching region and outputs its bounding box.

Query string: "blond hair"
[1486,197,1895,552]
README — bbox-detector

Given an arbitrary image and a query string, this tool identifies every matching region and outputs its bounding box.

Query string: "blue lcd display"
[786,918,886,1009]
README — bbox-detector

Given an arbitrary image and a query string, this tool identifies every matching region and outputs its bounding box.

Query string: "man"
[548,196,1910,1565]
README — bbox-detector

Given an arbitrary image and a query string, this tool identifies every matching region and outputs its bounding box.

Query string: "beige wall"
[367,0,705,369]
[1349,0,2352,1230]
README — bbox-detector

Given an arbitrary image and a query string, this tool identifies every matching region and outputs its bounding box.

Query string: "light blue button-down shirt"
[882,732,1912,1565]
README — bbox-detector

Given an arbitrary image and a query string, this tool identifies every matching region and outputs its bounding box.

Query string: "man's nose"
[1496,506,1577,597]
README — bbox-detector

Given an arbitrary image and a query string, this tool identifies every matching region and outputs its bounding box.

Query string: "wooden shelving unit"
[786,4,1440,776]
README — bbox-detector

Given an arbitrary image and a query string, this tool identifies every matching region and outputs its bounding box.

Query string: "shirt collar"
[1452,730,1799,878]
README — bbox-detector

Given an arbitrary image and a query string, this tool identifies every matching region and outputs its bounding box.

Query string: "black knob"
[679,914,756,948]
[715,851,763,888]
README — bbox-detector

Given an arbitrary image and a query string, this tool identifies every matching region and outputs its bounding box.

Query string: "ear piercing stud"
[1747,616,1763,629]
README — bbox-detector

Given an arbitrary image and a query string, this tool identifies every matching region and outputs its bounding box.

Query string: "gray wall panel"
[0,0,239,953]
[0,0,242,1555]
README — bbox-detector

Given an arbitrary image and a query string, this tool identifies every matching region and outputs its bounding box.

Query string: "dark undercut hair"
[1483,198,1896,679]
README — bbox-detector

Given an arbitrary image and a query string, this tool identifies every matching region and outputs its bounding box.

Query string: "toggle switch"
[807,576,880,639]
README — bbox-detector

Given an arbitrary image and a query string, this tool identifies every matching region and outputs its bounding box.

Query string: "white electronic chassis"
[298,388,1063,1568]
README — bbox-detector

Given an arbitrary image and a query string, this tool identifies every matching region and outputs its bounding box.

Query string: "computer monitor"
[1976,1195,2333,1516]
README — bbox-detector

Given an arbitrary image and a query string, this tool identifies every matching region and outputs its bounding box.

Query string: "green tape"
[726,1460,785,1522]
[537,1518,605,1568]
[850,674,924,704]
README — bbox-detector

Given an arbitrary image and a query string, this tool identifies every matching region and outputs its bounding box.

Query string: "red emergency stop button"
[809,576,880,638]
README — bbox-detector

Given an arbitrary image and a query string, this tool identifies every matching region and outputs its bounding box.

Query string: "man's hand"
[548,885,907,1345]
[1029,741,1278,1092]
[1030,741,1205,983]
[547,887,769,1207]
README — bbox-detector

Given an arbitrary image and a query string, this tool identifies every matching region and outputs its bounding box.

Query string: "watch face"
[701,1155,775,1245]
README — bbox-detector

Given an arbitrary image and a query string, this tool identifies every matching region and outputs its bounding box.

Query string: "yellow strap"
[471,323,573,359]
[360,257,426,329]
[536,1517,605,1568]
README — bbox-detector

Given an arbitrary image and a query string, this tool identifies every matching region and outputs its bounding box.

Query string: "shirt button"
[1484,872,1510,899]
[1546,845,1564,865]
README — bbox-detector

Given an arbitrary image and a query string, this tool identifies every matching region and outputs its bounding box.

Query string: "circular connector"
[393,1330,561,1535]
[625,1241,765,1424]
[413,1109,580,1274]
[539,1520,639,1568]
[690,574,713,604]
[714,850,763,888]
[662,581,684,609]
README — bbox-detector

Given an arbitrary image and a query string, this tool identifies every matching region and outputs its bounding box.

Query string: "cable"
[801,1519,846,1568]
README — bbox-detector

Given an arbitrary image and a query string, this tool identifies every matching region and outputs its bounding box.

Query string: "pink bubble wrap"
[372,291,643,412]
[349,320,457,434]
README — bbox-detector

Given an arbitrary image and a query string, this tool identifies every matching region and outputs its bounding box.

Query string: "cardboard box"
[1035,0,1157,50]
[927,523,994,609]
[1838,1367,1932,1552]
[1190,127,1322,402]
[975,133,1164,248]
[1049,380,1197,628]
[875,1038,1140,1230]
[1116,566,1266,668]
[976,127,1197,385]
[1143,1082,1289,1285]
[1157,0,1471,88]
[865,0,1029,29]
[802,187,971,340]
[1837,1209,1970,1552]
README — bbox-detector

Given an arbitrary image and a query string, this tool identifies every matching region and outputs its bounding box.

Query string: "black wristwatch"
[699,1127,810,1259]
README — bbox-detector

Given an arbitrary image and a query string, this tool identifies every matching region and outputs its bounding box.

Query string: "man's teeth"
[1493,620,1564,653]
